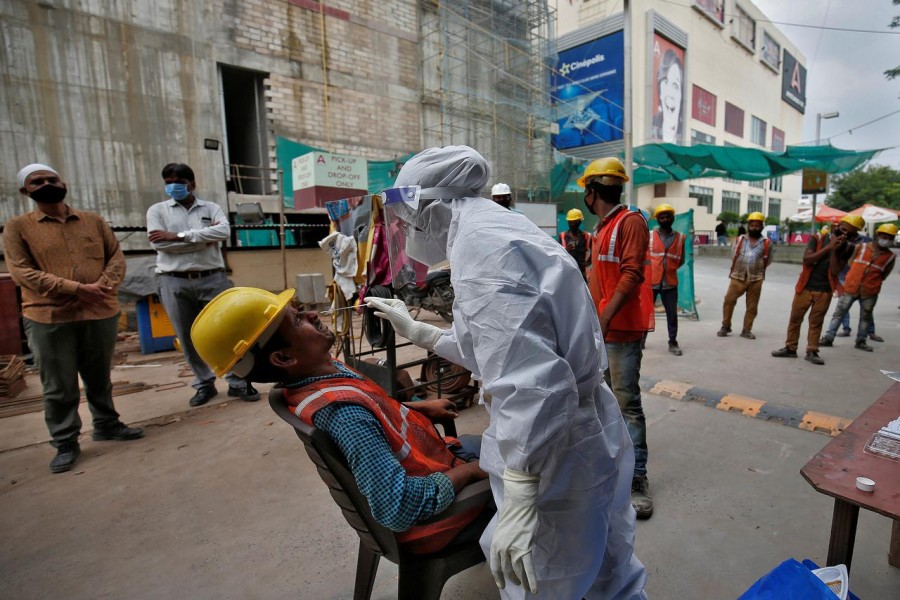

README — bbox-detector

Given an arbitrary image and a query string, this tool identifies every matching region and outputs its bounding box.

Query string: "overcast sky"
[754,0,900,170]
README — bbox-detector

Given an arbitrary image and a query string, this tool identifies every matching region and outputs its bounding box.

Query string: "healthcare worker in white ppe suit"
[366,146,647,599]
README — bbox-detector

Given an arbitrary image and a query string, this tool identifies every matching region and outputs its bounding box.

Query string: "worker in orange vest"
[819,223,896,352]
[647,204,686,355]
[718,212,772,340]
[559,208,592,280]
[581,156,656,520]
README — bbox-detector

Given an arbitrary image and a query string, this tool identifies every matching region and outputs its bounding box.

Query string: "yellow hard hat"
[840,214,865,230]
[876,223,898,236]
[577,157,629,188]
[747,211,765,223]
[653,203,675,218]
[191,287,296,378]
[566,208,584,221]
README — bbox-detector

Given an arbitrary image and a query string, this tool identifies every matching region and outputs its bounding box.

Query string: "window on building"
[769,177,782,192]
[733,4,755,50]
[722,190,741,214]
[691,129,716,146]
[692,0,725,26]
[219,64,271,195]
[751,116,767,146]
[725,102,744,137]
[771,127,785,152]
[768,197,781,220]
[748,195,763,213]
[654,183,667,197]
[689,185,714,214]
[749,180,764,188]
[761,31,781,71]
[692,85,717,126]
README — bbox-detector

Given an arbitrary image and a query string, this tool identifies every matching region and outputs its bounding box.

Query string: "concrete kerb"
[642,375,852,437]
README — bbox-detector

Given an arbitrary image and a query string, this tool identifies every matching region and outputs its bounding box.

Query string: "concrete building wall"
[0,0,422,231]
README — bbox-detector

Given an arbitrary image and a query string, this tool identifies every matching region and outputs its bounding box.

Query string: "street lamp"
[811,112,839,235]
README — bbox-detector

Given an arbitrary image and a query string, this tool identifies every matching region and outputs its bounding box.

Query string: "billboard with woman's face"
[649,33,685,144]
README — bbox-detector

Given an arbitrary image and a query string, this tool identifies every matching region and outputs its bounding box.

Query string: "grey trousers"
[156,271,244,390]
[24,315,121,447]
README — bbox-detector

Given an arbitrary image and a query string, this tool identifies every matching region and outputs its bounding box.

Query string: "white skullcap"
[17,163,60,188]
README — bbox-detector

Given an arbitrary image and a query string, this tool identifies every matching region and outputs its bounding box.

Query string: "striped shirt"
[3,206,125,323]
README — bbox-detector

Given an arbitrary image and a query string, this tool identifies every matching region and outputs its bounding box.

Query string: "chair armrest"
[419,478,494,524]
[430,415,458,438]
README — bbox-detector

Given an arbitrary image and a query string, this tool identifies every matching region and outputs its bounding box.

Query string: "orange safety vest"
[794,234,839,294]
[729,235,771,277]
[287,375,482,554]
[649,229,685,287]
[588,206,654,338]
[843,242,895,297]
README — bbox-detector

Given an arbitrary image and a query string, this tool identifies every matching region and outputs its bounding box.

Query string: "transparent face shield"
[382,186,451,289]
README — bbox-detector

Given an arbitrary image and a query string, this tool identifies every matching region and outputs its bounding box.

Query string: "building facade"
[555,0,807,232]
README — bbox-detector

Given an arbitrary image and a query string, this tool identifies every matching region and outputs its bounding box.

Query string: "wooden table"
[801,381,900,572]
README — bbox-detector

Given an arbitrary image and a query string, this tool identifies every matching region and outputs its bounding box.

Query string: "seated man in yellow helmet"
[559,208,592,281]
[191,287,488,554]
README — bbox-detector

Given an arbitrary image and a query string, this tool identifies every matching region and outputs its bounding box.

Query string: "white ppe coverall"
[394,147,647,599]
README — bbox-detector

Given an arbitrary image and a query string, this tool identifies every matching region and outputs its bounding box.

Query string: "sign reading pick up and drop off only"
[291,151,368,210]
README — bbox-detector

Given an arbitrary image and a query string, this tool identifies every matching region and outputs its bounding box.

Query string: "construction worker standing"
[718,212,771,339]
[648,204,686,355]
[559,208,592,280]
[582,156,656,520]
[819,223,896,352]
[491,182,513,210]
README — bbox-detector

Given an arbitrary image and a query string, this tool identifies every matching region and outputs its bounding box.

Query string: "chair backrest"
[267,386,403,562]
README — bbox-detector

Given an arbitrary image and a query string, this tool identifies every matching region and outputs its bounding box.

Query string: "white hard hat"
[491,183,511,196]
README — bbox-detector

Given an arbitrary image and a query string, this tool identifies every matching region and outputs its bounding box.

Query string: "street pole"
[624,0,633,206]
[811,112,839,236]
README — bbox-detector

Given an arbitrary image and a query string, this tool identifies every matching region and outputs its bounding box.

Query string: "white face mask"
[877,238,893,248]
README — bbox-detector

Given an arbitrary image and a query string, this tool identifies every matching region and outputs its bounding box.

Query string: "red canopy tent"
[813,205,848,223]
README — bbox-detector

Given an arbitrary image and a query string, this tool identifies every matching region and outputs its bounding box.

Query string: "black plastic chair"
[268,387,493,600]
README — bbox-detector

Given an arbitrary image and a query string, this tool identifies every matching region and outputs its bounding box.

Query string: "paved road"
[642,254,900,419]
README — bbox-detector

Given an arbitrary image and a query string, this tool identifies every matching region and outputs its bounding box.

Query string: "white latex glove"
[364,297,444,350]
[490,468,540,594]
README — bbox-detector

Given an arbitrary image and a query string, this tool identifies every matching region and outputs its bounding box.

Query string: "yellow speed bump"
[716,394,764,417]
[799,411,853,437]
[649,380,694,401]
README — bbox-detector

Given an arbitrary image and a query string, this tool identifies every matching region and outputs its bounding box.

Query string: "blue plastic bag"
[737,558,839,599]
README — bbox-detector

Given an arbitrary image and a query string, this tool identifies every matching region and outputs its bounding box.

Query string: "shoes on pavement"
[228,383,260,402]
[804,352,825,365]
[836,329,851,337]
[631,475,653,520]
[772,347,798,358]
[740,330,756,339]
[92,423,145,441]
[868,333,884,342]
[668,342,683,356]
[854,340,873,352]
[50,442,81,474]
[189,386,218,407]
[717,326,731,337]
[819,337,833,347]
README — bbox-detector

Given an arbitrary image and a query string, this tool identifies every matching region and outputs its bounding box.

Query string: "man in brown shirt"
[3,163,143,473]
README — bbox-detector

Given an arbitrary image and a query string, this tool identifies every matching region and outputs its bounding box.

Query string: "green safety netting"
[648,209,697,318]
[552,143,883,194]
[275,136,416,206]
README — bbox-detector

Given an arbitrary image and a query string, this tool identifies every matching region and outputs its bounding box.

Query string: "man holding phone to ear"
[772,215,863,365]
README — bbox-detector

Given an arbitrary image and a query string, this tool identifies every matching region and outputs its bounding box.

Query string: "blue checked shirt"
[291,362,455,531]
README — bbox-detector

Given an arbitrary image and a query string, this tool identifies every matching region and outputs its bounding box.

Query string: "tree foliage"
[886,0,900,80]
[827,165,900,211]
[717,211,740,225]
